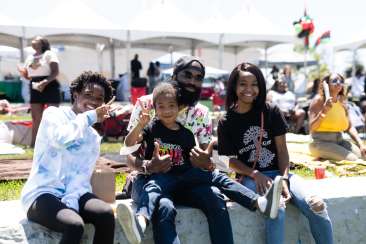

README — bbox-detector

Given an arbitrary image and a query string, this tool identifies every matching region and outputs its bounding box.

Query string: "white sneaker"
[118,202,146,244]
[258,176,283,219]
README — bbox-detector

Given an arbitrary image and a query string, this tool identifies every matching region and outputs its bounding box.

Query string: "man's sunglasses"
[181,71,204,82]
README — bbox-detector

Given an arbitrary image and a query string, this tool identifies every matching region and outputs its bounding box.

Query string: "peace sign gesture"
[138,99,152,128]
[95,96,115,122]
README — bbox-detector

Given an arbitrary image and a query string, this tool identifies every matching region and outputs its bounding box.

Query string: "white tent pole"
[218,33,224,69]
[234,46,238,66]
[19,26,27,63]
[168,45,173,67]
[96,43,105,73]
[304,48,308,79]
[190,39,195,56]
[352,49,357,78]
[264,46,268,78]
[109,38,115,78]
[126,30,131,77]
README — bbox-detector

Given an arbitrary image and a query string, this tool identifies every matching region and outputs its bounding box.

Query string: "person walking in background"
[147,62,157,94]
[309,73,366,161]
[270,65,279,80]
[155,61,161,82]
[131,54,143,80]
[20,71,115,244]
[18,36,60,147]
[218,62,333,244]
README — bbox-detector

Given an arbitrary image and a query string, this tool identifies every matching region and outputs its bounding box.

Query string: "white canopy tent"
[162,66,229,79]
[154,52,229,79]
[258,44,317,67]
[334,38,366,76]
[0,0,294,77]
[152,52,194,69]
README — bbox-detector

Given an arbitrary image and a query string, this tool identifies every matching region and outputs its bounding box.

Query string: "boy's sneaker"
[118,202,146,244]
[257,175,283,219]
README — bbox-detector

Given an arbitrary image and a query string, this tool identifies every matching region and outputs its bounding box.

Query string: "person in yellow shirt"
[308,73,366,161]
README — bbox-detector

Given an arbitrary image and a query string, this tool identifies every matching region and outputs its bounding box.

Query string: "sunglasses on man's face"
[330,78,344,85]
[181,71,204,82]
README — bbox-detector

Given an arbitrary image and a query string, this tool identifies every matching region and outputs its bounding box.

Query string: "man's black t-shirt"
[217,103,288,172]
[142,119,196,173]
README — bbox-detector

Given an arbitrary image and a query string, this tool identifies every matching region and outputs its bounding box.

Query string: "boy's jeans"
[241,170,333,244]
[131,168,259,244]
[137,167,258,220]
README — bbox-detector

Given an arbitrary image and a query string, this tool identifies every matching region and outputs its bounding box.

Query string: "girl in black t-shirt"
[217,63,333,244]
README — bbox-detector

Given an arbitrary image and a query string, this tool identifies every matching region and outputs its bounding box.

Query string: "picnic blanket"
[287,133,366,177]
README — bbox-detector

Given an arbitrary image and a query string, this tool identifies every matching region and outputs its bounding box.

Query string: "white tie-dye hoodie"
[21,106,101,213]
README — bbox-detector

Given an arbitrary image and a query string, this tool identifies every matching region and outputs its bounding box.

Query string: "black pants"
[27,193,115,244]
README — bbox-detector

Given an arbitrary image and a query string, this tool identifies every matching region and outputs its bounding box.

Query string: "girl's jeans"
[241,170,333,244]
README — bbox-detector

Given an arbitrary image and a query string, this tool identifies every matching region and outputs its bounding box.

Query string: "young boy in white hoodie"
[21,71,116,244]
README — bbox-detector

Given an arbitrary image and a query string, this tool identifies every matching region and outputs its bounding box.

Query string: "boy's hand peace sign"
[138,99,151,128]
[95,96,115,122]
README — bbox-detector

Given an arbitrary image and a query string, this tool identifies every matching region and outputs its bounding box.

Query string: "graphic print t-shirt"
[218,104,288,172]
[142,119,196,173]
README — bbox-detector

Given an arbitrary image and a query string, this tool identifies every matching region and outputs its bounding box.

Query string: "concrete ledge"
[1,177,366,243]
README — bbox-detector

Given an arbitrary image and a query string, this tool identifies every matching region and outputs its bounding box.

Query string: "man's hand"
[190,140,215,170]
[146,142,172,173]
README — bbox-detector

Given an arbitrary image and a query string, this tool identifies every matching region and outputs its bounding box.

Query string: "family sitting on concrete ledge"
[7,56,366,244]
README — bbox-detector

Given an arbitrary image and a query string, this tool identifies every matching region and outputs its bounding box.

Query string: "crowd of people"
[5,36,366,243]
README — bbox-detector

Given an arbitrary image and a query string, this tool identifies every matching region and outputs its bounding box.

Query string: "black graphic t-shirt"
[142,119,196,173]
[217,103,288,172]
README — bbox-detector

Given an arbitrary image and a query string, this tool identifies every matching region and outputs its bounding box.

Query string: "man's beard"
[177,81,201,106]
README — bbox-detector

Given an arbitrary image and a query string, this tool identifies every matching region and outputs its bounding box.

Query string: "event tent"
[0,0,294,76]
[334,38,366,75]
[162,66,228,79]
[258,44,317,67]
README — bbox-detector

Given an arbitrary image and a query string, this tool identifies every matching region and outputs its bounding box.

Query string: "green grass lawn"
[0,114,31,122]
[0,141,125,201]
[0,173,127,201]
[0,180,25,201]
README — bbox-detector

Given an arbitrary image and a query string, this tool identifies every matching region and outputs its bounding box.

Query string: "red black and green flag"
[313,31,331,48]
